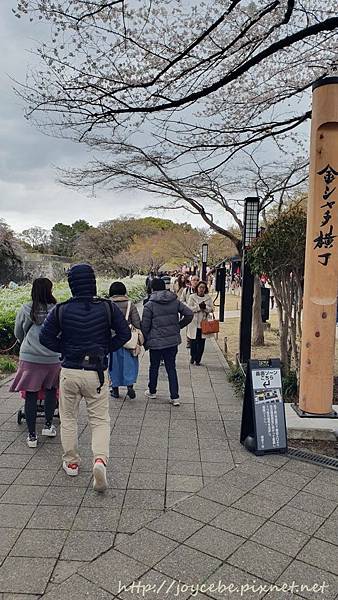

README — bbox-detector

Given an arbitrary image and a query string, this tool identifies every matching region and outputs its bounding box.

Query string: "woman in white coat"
[187,281,213,365]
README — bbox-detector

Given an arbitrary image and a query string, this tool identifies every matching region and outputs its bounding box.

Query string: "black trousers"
[149,346,179,400]
[190,329,206,364]
[25,388,57,435]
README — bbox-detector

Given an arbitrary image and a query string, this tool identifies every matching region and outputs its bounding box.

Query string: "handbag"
[201,313,219,335]
[123,301,142,351]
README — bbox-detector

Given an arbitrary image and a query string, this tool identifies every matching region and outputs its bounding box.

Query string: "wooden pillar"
[299,77,338,416]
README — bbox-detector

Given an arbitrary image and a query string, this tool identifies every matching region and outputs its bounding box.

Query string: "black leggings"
[190,329,206,364]
[25,389,57,436]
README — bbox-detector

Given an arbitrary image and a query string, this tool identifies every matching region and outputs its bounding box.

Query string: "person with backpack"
[141,278,193,406]
[10,278,61,448]
[39,264,131,492]
[108,281,143,400]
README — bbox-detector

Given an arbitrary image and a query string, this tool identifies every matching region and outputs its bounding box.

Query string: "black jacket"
[141,290,193,350]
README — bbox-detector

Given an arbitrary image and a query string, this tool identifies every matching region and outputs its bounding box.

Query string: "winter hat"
[67,263,97,298]
[109,281,127,297]
[151,278,165,291]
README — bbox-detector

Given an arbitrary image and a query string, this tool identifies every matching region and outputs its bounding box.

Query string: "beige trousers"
[59,367,110,465]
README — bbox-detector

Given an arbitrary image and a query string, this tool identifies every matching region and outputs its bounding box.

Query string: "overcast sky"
[0,2,208,234]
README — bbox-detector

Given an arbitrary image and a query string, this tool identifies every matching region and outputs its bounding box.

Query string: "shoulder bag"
[201,312,219,335]
[123,301,143,351]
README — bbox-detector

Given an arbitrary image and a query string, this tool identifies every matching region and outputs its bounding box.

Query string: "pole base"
[291,403,338,419]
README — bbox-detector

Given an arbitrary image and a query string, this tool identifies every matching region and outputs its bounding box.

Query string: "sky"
[0,2,206,234]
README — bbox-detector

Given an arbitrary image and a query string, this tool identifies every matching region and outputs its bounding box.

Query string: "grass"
[0,356,17,374]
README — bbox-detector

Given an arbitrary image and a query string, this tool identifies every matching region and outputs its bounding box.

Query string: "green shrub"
[282,370,298,402]
[227,362,246,395]
[0,356,17,373]
[0,311,17,354]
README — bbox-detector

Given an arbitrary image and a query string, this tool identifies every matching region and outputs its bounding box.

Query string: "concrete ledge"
[285,403,338,441]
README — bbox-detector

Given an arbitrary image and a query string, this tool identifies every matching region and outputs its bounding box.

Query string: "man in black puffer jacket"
[40,263,131,492]
[141,278,193,406]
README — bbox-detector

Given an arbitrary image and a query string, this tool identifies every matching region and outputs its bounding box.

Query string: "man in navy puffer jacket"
[40,263,131,492]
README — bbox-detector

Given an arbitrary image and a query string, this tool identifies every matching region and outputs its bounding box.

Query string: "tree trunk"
[252,276,264,346]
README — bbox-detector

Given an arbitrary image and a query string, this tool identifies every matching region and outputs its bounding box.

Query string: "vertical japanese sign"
[299,78,338,416]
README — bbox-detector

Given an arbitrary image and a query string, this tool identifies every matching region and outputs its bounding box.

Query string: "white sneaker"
[170,399,180,406]
[144,390,157,399]
[27,434,37,448]
[62,461,79,476]
[42,424,57,437]
[93,460,108,492]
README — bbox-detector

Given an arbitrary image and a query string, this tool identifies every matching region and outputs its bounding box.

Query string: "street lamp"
[201,243,208,281]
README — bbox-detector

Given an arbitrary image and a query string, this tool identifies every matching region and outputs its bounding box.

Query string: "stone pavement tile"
[0,505,34,529]
[271,506,325,535]
[109,472,130,490]
[174,495,224,522]
[118,569,191,600]
[61,531,115,561]
[127,472,166,490]
[168,448,200,462]
[27,505,78,530]
[123,490,165,510]
[41,574,114,599]
[167,475,203,493]
[155,545,222,585]
[198,481,245,505]
[265,470,314,491]
[2,594,41,600]
[312,469,338,487]
[0,469,21,485]
[0,455,31,470]
[78,549,148,595]
[302,480,338,503]
[199,449,233,463]
[117,509,162,534]
[0,485,47,506]
[49,560,84,585]
[217,470,266,492]
[116,528,179,566]
[203,563,269,600]
[108,457,134,473]
[10,529,67,558]
[40,486,86,507]
[168,438,199,451]
[232,493,283,518]
[110,445,137,458]
[201,463,234,478]
[0,529,21,556]
[82,487,125,508]
[280,460,322,478]
[297,538,338,576]
[251,521,309,557]
[198,438,230,450]
[14,469,55,487]
[234,459,278,478]
[314,514,338,545]
[167,461,202,476]
[227,540,292,583]
[276,560,338,600]
[147,511,203,542]
[249,481,298,505]
[0,485,8,499]
[135,446,168,460]
[210,506,265,537]
[131,459,167,474]
[25,457,60,473]
[288,491,337,517]
[51,469,92,487]
[165,492,193,508]
[0,557,56,594]
[185,524,244,560]
[72,507,121,531]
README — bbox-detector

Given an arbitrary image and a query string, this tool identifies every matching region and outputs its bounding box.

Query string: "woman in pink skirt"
[10,278,61,448]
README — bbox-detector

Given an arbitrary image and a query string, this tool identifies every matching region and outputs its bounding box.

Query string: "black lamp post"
[239,197,259,364]
[201,243,208,281]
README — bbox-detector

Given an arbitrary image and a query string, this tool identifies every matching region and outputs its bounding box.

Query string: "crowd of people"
[10,265,216,492]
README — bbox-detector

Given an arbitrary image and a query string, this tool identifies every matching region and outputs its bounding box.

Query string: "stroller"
[17,389,60,425]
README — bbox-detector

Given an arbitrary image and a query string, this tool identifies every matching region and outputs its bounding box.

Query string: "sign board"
[240,358,287,455]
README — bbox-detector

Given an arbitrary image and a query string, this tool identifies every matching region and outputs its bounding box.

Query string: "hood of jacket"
[22,302,55,326]
[68,263,97,298]
[150,290,177,304]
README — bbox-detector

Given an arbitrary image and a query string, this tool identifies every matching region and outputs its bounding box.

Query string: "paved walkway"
[0,340,337,599]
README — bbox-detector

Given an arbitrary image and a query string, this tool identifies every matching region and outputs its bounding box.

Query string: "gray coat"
[141,290,193,350]
[14,302,61,364]
[109,295,141,329]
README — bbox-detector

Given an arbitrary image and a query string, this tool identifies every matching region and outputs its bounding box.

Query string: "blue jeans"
[149,346,179,400]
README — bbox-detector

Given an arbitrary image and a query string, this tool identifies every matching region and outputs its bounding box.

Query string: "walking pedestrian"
[141,278,193,406]
[39,264,131,492]
[10,278,61,448]
[174,273,187,299]
[187,281,214,365]
[181,274,199,304]
[108,281,142,400]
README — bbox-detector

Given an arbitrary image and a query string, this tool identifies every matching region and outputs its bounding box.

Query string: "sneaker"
[27,434,37,448]
[93,459,107,492]
[127,386,136,399]
[190,358,195,364]
[144,390,157,399]
[62,461,79,477]
[170,399,180,406]
[42,424,57,437]
[111,387,119,398]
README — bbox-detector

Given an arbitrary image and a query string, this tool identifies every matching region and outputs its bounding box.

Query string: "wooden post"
[298,77,338,416]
